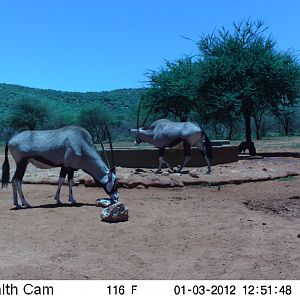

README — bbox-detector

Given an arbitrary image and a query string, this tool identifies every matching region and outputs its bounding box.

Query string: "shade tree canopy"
[197,19,300,153]
[144,19,300,153]
[144,57,198,122]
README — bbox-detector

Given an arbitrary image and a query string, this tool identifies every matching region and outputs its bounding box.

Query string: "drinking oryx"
[1,125,118,209]
[130,102,213,174]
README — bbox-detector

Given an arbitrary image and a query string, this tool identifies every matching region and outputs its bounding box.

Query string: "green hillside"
[0,83,299,143]
[0,83,145,117]
[0,83,146,141]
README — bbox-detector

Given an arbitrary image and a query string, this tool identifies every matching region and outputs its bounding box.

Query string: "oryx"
[130,102,213,174]
[1,125,118,209]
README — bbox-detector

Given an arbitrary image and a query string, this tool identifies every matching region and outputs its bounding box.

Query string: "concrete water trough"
[101,140,239,168]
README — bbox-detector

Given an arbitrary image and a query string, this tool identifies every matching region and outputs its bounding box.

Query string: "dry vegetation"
[231,136,300,152]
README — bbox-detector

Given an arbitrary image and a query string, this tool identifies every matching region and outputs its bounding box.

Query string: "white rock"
[101,203,129,223]
[96,198,116,208]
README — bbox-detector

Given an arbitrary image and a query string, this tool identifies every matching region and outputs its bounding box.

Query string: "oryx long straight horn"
[104,121,115,171]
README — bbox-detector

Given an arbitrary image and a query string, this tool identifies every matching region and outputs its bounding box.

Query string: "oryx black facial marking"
[1,126,118,209]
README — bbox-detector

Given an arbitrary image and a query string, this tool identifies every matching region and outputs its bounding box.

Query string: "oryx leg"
[13,158,30,208]
[196,141,212,174]
[67,169,77,205]
[177,141,191,173]
[12,180,20,209]
[54,167,68,205]
[157,147,172,173]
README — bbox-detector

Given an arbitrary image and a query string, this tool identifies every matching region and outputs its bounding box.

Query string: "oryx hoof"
[69,200,77,206]
[155,170,162,174]
[22,203,31,209]
[55,197,62,206]
[14,204,22,209]
[206,170,212,175]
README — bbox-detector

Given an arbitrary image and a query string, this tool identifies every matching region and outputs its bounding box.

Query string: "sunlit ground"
[231,136,300,152]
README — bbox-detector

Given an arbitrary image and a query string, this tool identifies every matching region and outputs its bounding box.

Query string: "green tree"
[197,19,300,154]
[272,107,296,136]
[9,97,49,131]
[78,104,110,143]
[145,57,197,121]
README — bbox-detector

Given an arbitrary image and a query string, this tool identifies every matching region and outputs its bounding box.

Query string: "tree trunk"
[227,123,233,140]
[213,123,219,137]
[253,110,265,140]
[284,119,290,136]
[253,117,260,140]
[243,112,256,156]
[244,112,252,143]
[101,126,106,141]
[255,126,260,140]
[227,129,232,140]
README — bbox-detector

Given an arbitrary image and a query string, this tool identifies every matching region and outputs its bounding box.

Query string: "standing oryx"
[130,102,213,174]
[1,125,118,209]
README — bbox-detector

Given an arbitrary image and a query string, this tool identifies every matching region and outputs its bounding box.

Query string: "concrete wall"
[103,145,239,168]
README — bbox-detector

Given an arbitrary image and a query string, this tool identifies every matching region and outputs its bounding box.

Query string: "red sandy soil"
[0,157,300,280]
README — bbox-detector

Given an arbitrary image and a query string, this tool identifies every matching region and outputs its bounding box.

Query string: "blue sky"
[0,0,299,92]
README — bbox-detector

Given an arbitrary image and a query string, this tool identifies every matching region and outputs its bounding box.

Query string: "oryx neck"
[83,152,109,183]
[138,129,154,143]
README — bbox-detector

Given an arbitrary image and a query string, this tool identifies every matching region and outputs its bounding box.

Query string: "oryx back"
[8,126,96,169]
[148,119,202,147]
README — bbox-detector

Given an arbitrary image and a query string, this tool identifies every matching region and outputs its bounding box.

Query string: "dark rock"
[134,168,147,174]
[101,202,129,223]
[189,170,199,178]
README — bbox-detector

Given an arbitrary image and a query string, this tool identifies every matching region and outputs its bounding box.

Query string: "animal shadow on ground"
[9,202,96,210]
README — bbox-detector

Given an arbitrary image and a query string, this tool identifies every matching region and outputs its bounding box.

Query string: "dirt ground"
[0,155,300,280]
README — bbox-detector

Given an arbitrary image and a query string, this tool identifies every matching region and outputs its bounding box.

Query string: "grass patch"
[232,136,300,152]
[276,175,296,182]
[290,143,300,149]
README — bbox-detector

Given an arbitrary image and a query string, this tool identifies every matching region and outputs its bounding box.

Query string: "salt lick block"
[101,202,129,223]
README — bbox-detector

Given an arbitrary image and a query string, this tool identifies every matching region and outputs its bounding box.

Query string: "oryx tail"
[1,143,10,189]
